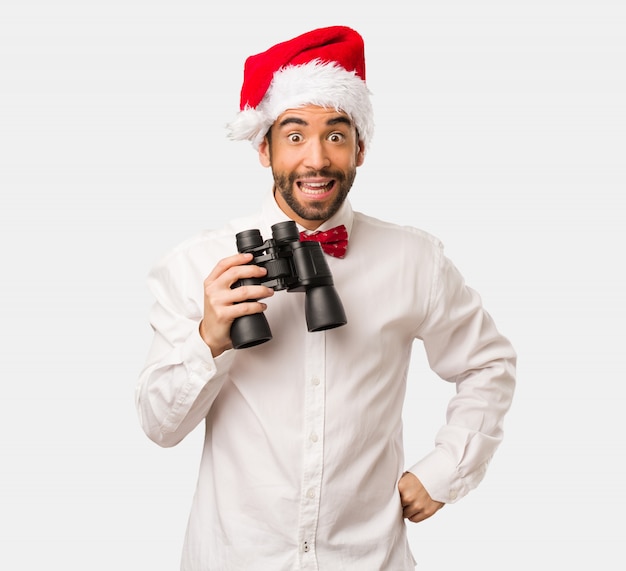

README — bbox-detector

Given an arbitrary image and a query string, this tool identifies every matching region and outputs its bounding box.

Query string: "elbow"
[140,418,186,449]
[136,400,186,449]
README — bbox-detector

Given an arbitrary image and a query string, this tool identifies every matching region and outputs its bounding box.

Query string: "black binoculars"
[230,220,347,349]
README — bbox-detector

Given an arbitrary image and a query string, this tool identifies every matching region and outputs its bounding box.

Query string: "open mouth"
[298,180,335,196]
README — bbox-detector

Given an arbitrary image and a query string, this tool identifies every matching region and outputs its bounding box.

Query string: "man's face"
[258,105,365,230]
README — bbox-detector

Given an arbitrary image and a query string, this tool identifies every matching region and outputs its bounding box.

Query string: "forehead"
[274,105,353,128]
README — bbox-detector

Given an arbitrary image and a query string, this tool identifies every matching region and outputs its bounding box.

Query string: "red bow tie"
[299,225,348,258]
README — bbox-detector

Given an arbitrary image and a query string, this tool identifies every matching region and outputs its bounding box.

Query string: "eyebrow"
[277,115,354,129]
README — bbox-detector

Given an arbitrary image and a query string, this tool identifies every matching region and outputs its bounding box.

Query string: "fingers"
[205,253,255,283]
[402,501,442,523]
[200,253,274,355]
[398,472,445,524]
[205,253,274,309]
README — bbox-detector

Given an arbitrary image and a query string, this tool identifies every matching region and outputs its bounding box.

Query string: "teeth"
[301,182,329,194]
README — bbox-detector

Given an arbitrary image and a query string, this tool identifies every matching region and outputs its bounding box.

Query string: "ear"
[258,137,271,168]
[356,139,365,167]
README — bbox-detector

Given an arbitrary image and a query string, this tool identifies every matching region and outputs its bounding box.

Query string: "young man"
[136,26,516,570]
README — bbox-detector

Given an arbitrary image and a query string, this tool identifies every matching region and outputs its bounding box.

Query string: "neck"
[273,187,326,231]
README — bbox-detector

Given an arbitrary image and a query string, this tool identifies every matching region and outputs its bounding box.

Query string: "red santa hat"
[226,26,374,152]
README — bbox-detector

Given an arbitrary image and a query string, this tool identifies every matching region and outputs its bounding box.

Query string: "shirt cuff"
[159,330,236,436]
[183,328,236,382]
[407,448,469,504]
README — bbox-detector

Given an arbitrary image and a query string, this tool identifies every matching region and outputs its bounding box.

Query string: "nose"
[303,139,331,170]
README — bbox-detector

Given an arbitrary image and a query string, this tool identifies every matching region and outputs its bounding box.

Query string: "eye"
[288,133,303,143]
[328,132,346,143]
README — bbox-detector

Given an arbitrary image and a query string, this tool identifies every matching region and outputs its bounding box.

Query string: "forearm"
[409,355,516,503]
[413,251,517,502]
[136,321,234,448]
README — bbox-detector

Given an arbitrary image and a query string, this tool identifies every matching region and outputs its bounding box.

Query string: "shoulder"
[155,228,231,270]
[152,212,261,271]
[352,211,444,254]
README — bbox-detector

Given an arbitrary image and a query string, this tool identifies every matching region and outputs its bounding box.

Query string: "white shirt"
[136,192,516,570]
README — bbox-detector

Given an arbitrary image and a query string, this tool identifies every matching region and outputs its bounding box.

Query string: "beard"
[272,167,357,222]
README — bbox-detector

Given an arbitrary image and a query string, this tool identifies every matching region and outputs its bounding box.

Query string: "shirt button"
[307,488,315,499]
[311,377,320,386]
[310,433,318,443]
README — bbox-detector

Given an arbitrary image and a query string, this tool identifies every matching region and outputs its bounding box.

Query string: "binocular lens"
[305,285,348,332]
[231,313,273,349]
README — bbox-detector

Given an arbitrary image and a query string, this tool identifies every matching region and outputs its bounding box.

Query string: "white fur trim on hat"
[226,60,374,152]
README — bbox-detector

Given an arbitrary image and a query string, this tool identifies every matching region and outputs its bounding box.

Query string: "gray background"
[1,0,624,568]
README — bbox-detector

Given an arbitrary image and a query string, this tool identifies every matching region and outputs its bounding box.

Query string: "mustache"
[289,169,345,181]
